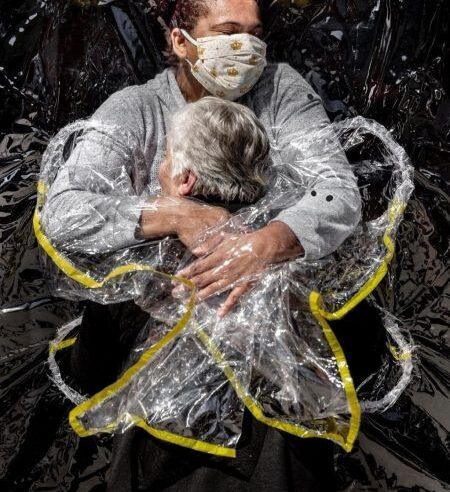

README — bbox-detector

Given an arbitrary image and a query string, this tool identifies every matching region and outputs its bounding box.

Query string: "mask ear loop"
[179,29,200,72]
[180,29,198,46]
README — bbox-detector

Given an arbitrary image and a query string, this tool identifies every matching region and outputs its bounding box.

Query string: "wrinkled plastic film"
[35,115,413,454]
[47,316,85,405]
[2,1,448,489]
[359,308,414,414]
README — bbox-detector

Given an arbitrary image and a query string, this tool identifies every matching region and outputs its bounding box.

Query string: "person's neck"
[175,63,209,102]
[187,194,250,213]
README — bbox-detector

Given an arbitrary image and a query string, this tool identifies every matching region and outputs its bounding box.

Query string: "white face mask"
[181,29,267,101]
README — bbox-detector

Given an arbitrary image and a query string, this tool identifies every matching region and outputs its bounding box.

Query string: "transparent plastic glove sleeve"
[36,116,414,456]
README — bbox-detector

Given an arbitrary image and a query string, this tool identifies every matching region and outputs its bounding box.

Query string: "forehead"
[201,0,262,28]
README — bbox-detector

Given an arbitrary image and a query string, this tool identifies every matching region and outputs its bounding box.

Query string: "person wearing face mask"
[40,1,361,490]
[176,28,267,102]
[42,0,361,318]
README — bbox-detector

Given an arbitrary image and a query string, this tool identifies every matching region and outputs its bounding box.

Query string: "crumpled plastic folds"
[34,115,414,458]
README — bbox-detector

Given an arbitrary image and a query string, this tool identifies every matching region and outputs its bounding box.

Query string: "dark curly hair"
[152,0,213,32]
[172,0,213,32]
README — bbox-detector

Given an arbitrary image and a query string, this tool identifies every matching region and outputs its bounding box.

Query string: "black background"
[0,1,449,490]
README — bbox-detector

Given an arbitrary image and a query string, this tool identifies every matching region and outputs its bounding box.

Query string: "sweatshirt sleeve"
[41,88,150,254]
[271,64,361,260]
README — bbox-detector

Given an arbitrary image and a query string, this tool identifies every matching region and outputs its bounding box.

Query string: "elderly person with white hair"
[158,96,270,209]
[154,96,272,305]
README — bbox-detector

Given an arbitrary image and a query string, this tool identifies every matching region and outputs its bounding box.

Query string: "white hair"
[168,97,271,204]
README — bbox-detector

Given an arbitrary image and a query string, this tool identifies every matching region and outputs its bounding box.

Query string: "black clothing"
[66,300,384,491]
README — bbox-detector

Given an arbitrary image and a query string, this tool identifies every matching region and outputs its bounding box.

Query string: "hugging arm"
[41,90,150,254]
[272,64,361,261]
[41,89,227,256]
[178,65,361,315]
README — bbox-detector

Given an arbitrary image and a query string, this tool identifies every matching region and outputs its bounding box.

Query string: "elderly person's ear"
[177,170,197,197]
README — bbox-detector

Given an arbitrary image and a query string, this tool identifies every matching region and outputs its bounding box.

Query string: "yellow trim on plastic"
[35,177,407,457]
[34,182,194,290]
[67,287,236,457]
[388,344,412,361]
[308,295,361,450]
[35,181,235,457]
[64,276,237,457]
[49,337,77,354]
[195,199,406,453]
[71,417,235,458]
[135,420,236,457]
[310,201,406,321]
[196,323,359,452]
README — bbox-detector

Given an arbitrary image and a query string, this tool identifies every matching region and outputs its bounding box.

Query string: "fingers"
[177,250,223,279]
[192,233,225,257]
[218,283,253,318]
[197,279,229,302]
[190,269,221,291]
[176,261,226,295]
[172,252,222,297]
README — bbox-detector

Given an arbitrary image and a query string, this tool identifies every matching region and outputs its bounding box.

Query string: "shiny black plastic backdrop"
[0,1,449,490]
